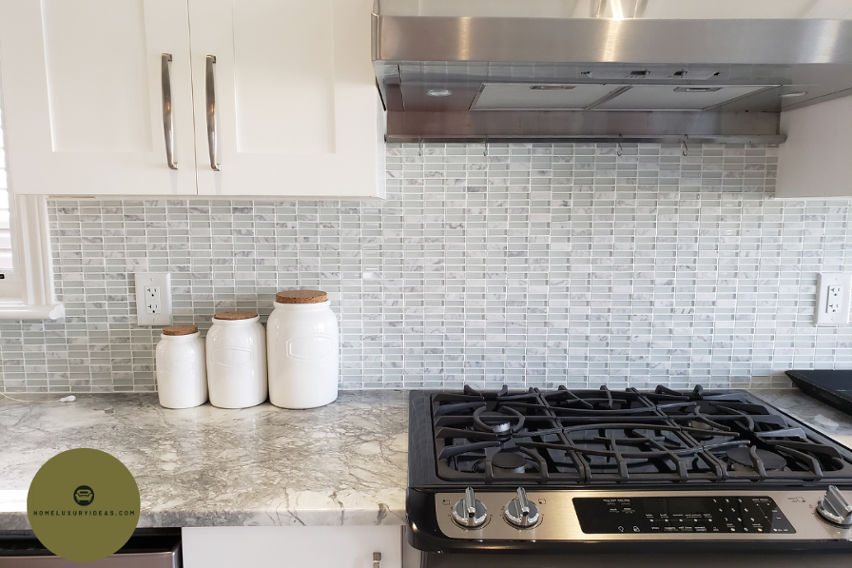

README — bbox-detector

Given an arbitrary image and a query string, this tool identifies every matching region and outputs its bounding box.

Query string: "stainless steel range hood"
[372,0,852,143]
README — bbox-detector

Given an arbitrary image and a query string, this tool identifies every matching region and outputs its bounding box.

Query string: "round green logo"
[27,449,140,562]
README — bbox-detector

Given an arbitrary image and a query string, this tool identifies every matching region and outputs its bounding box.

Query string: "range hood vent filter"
[472,83,616,111]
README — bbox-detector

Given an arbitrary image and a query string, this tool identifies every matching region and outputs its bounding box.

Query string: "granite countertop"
[1,387,851,532]
[750,389,852,446]
[0,391,408,530]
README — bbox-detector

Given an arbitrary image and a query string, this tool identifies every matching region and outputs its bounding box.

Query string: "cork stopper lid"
[275,290,328,304]
[162,324,198,336]
[213,310,259,321]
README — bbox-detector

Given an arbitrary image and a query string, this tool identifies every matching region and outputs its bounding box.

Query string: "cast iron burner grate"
[432,385,852,484]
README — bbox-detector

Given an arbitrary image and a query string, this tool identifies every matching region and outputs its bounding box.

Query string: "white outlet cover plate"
[135,272,172,326]
[816,272,852,326]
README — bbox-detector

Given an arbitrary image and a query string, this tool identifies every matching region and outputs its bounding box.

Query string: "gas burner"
[726,447,788,472]
[473,406,525,435]
[687,419,717,441]
[491,451,527,474]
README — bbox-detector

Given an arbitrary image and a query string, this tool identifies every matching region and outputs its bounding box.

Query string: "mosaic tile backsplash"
[2,142,852,393]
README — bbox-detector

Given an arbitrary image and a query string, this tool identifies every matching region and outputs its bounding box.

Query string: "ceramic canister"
[155,324,207,409]
[266,290,339,409]
[206,311,267,408]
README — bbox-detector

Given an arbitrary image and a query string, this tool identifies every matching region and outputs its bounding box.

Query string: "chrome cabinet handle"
[160,53,177,170]
[205,54,221,171]
[372,552,381,568]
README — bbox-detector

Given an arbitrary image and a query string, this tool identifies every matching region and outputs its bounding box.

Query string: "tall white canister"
[267,290,339,409]
[155,324,207,409]
[206,310,268,408]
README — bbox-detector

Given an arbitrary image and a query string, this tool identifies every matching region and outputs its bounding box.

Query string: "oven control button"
[452,487,488,528]
[816,485,852,527]
[504,487,540,529]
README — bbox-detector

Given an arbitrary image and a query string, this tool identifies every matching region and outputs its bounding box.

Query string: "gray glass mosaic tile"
[1,143,851,392]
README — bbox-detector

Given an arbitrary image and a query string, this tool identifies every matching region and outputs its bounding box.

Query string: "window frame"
[0,193,63,320]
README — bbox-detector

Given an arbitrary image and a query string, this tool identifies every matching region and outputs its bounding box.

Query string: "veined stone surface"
[0,390,408,529]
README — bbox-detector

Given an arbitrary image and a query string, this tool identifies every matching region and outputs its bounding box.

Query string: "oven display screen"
[573,496,796,535]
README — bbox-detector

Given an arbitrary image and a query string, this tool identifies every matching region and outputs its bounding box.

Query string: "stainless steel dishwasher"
[0,529,180,567]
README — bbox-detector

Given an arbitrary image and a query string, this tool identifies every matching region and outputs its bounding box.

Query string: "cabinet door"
[187,0,385,198]
[777,95,852,198]
[182,526,402,568]
[0,0,196,196]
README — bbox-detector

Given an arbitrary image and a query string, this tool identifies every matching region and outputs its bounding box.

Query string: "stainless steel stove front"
[421,550,852,568]
[434,489,852,542]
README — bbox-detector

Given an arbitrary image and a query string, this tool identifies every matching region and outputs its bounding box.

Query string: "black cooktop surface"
[786,370,852,417]
[408,385,852,488]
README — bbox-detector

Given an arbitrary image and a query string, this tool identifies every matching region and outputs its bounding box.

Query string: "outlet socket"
[815,273,852,326]
[135,272,172,326]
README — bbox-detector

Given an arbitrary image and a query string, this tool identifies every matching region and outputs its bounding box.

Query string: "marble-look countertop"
[1,387,851,532]
[0,391,408,530]
[750,389,852,446]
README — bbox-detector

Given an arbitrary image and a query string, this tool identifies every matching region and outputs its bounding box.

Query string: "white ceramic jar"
[267,290,339,409]
[206,311,268,408]
[155,324,207,409]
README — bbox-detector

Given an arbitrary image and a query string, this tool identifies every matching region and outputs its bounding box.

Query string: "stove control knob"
[504,487,540,529]
[452,487,488,529]
[817,485,852,527]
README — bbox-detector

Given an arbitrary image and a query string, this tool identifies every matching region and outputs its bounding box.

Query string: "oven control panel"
[433,488,852,542]
[573,496,795,534]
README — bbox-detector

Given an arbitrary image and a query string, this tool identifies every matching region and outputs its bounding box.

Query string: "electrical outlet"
[815,273,852,326]
[135,272,172,326]
[145,286,161,314]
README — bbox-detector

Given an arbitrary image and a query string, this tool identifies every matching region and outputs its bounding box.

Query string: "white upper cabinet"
[776,95,852,198]
[189,0,385,197]
[0,0,384,198]
[0,0,197,196]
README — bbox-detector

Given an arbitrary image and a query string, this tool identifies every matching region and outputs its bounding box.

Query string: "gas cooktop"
[406,385,852,554]
[415,385,852,486]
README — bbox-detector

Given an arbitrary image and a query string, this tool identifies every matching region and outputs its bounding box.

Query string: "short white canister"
[155,324,207,409]
[206,311,268,408]
[267,290,339,409]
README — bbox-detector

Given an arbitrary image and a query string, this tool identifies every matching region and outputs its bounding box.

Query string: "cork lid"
[275,290,328,304]
[213,310,259,321]
[162,324,198,336]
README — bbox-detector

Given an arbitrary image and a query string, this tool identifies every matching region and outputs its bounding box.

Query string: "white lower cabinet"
[181,526,403,568]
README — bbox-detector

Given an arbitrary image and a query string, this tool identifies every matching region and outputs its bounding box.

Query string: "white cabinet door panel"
[0,0,196,195]
[232,0,336,156]
[182,526,402,568]
[777,95,852,198]
[42,0,151,152]
[188,0,385,198]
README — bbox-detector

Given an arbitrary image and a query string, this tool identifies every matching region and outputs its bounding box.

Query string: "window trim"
[0,194,63,320]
